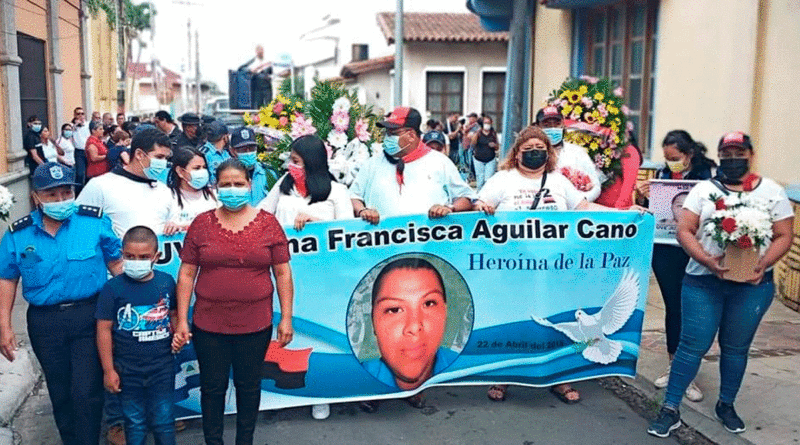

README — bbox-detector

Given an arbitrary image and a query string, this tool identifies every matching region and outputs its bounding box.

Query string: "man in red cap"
[351,107,475,224]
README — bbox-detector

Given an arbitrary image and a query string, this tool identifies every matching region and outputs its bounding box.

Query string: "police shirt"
[201,142,231,185]
[249,163,269,207]
[0,207,121,306]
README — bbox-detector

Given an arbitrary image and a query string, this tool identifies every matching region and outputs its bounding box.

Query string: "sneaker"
[311,403,330,420]
[106,424,126,445]
[647,407,681,438]
[684,381,703,402]
[654,365,670,389]
[715,401,746,433]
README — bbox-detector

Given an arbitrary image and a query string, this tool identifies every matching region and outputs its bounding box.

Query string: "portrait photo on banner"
[346,252,474,390]
[649,179,699,245]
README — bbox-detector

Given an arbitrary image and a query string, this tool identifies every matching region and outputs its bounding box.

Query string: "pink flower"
[355,118,370,142]
[290,114,317,139]
[613,87,624,97]
[279,116,289,127]
[621,105,630,116]
[626,121,634,132]
[581,97,593,108]
[324,142,333,159]
[331,111,350,133]
[252,114,260,124]
[580,75,599,84]
[273,102,284,114]
[597,103,609,117]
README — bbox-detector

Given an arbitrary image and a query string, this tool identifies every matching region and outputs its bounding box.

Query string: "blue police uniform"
[0,163,121,445]
[201,141,231,185]
[249,163,268,206]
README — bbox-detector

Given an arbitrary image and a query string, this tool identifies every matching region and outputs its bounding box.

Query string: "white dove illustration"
[530,269,640,365]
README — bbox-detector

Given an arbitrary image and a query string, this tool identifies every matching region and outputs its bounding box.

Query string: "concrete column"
[0,0,27,172]
[78,0,93,114]
[47,0,65,128]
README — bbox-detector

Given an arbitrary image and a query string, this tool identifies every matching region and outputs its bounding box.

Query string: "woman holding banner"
[474,126,635,404]
[635,130,716,403]
[647,132,793,438]
[174,159,294,445]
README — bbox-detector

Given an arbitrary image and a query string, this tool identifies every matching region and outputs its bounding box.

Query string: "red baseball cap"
[536,106,563,124]
[718,131,752,151]
[377,107,422,130]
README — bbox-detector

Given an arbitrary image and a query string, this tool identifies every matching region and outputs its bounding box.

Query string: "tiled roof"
[127,62,181,84]
[377,12,509,44]
[341,55,395,78]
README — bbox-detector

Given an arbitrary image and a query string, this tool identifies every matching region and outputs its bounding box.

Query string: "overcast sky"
[140,0,471,93]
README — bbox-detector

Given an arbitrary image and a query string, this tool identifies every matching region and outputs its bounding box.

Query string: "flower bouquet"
[545,77,631,187]
[704,193,774,282]
[560,166,593,192]
[0,185,14,221]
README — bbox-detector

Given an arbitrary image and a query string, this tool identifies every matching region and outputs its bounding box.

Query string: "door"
[17,33,49,131]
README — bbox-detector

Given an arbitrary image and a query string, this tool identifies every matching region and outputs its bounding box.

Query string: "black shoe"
[715,401,746,433]
[647,407,681,438]
[358,400,379,414]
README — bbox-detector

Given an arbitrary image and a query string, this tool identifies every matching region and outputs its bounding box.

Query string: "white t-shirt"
[478,169,585,211]
[259,174,354,226]
[57,136,75,166]
[682,178,794,276]
[349,149,477,218]
[170,189,218,227]
[72,123,89,151]
[40,140,58,163]
[77,170,176,236]
[555,142,602,202]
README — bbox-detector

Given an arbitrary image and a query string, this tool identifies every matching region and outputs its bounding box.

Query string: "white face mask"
[123,259,154,280]
[483,124,492,131]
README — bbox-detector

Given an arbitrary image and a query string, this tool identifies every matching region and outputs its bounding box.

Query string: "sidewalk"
[634,275,800,445]
[0,293,40,428]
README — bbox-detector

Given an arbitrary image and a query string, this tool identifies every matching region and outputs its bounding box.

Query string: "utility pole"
[195,29,200,113]
[117,0,126,111]
[393,0,404,108]
[172,0,203,112]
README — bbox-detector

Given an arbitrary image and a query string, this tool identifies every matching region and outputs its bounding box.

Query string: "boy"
[96,225,182,445]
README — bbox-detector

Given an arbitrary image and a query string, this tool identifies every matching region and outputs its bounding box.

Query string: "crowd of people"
[0,100,793,445]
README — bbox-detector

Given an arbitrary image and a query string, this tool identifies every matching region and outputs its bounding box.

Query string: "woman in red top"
[174,159,294,445]
[85,120,109,179]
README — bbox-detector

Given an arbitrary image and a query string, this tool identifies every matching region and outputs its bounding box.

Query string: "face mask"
[63,130,73,139]
[287,162,306,184]
[719,158,749,182]
[237,151,258,168]
[123,259,154,280]
[542,127,563,146]
[40,198,76,221]
[483,124,492,131]
[143,156,168,180]
[383,135,402,156]
[188,169,209,190]
[521,150,548,170]
[217,186,250,210]
[666,158,688,174]
[31,124,42,133]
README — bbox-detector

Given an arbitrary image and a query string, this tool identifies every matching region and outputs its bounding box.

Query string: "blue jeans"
[119,368,176,445]
[474,158,496,191]
[663,272,774,409]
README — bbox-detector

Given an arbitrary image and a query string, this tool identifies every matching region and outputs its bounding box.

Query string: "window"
[482,72,506,130]
[17,33,49,131]
[578,0,659,154]
[426,72,464,125]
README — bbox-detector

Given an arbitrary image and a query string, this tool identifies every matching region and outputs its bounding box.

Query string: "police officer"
[0,163,123,445]
[175,112,201,149]
[229,126,272,206]
[422,130,449,156]
[199,120,231,185]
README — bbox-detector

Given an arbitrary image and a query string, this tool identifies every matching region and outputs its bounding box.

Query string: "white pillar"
[47,0,65,128]
[0,0,26,172]
[79,0,93,113]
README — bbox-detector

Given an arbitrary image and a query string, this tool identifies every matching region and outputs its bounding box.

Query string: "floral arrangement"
[244,94,303,132]
[560,166,593,192]
[704,193,774,249]
[545,76,632,187]
[0,185,14,221]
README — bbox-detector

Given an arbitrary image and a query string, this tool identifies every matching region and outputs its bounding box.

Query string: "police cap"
[33,162,79,191]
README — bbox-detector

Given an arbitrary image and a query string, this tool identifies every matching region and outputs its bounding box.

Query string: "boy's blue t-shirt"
[96,270,176,376]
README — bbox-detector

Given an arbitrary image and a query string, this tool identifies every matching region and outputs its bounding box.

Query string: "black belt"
[30,295,98,311]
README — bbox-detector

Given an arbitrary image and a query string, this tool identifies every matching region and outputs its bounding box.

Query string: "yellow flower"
[614,135,621,144]
[562,105,573,116]
[567,90,581,104]
[573,106,583,115]
[597,116,606,124]
[243,112,252,125]
[578,85,588,95]
[604,147,612,156]
[296,101,303,108]
[590,142,599,150]
[594,93,604,101]
[608,100,615,105]
[608,106,619,115]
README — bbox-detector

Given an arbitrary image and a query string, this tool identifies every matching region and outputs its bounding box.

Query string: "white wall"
[353,70,392,116]
[530,3,572,113]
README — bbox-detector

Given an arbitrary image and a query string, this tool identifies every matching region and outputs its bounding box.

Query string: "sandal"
[358,400,379,413]
[487,385,507,402]
[550,384,581,404]
[406,393,425,409]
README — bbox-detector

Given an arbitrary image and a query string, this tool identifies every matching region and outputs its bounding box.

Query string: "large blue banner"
[157,211,654,419]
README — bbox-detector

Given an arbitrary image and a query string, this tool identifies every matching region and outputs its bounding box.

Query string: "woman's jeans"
[651,244,690,355]
[474,158,497,190]
[664,272,774,410]
[193,325,272,445]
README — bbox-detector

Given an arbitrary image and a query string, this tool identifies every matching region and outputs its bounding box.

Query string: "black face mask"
[718,158,749,183]
[521,150,548,170]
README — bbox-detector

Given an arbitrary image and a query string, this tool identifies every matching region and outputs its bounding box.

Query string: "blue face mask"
[217,186,250,210]
[383,135,402,156]
[123,259,153,280]
[31,124,42,133]
[237,151,258,168]
[542,127,563,146]
[145,157,168,180]
[188,169,209,190]
[63,130,73,139]
[40,198,76,221]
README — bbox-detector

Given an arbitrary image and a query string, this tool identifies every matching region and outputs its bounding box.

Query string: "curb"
[0,347,40,426]
[628,373,755,445]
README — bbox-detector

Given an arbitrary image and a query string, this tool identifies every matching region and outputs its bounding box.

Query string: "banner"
[650,179,698,245]
[157,211,655,419]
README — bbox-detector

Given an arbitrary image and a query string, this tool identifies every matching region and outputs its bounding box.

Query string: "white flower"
[723,195,741,207]
[327,131,348,148]
[333,97,351,113]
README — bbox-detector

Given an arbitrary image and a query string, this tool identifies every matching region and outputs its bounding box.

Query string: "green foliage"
[278,76,304,102]
[305,79,380,145]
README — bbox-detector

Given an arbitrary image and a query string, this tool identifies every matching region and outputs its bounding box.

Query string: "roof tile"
[377,12,509,44]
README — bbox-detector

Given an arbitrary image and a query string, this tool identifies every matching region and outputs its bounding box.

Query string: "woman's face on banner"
[671,193,688,222]
[372,267,447,390]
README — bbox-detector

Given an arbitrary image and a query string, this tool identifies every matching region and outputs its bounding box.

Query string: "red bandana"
[742,173,760,192]
[395,141,431,189]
